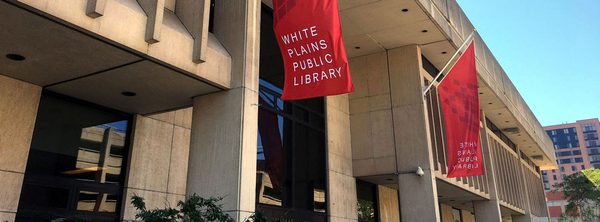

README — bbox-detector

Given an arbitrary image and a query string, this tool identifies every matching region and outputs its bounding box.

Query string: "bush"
[131,194,234,222]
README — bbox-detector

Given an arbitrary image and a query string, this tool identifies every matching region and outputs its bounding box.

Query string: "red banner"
[273,0,354,100]
[438,42,483,178]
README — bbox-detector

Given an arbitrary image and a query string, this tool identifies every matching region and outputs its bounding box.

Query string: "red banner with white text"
[273,0,354,100]
[438,42,483,178]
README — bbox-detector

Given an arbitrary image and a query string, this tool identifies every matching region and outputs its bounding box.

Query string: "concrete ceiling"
[0,1,139,86]
[262,0,448,59]
[47,60,219,114]
[340,0,446,58]
[0,1,220,114]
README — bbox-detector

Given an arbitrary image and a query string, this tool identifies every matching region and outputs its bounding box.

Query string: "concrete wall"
[349,51,397,177]
[0,75,41,221]
[121,109,192,220]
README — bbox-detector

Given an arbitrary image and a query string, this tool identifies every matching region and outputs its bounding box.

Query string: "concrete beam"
[85,0,107,18]
[175,0,211,63]
[137,0,165,43]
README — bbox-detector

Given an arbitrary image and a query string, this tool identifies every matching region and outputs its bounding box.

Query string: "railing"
[487,131,526,213]
[521,160,548,217]
[425,87,489,198]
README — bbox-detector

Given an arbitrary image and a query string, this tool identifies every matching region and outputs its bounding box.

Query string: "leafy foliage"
[554,169,600,222]
[357,199,375,222]
[132,194,295,222]
[131,194,233,222]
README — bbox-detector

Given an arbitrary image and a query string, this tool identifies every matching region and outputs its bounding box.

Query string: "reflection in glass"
[256,79,327,220]
[17,93,130,221]
[356,180,378,222]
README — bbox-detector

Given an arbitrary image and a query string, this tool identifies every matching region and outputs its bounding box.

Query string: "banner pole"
[423,29,477,95]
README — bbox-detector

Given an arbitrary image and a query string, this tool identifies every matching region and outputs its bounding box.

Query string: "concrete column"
[326,95,359,222]
[474,111,503,222]
[186,0,260,221]
[0,75,41,221]
[387,45,440,222]
[122,111,192,220]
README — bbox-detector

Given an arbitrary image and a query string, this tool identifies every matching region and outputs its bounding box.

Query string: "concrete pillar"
[326,95,359,221]
[387,45,441,222]
[186,0,260,221]
[474,111,503,222]
[122,110,192,220]
[0,75,41,221]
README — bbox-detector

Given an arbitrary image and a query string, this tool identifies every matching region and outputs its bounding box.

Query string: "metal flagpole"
[423,29,477,95]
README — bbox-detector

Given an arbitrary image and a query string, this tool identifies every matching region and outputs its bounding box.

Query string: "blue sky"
[456,1,600,126]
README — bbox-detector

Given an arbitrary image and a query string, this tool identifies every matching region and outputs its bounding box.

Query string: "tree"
[554,169,600,222]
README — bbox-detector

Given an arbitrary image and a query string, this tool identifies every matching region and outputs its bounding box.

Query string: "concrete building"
[542,118,600,220]
[0,0,555,221]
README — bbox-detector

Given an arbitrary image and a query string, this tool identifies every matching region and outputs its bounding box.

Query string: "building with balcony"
[0,0,555,221]
[542,118,600,221]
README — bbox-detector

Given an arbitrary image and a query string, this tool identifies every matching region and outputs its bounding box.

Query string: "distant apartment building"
[542,118,600,220]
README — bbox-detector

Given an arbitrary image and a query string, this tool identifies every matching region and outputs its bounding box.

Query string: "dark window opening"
[356,180,379,222]
[208,0,215,33]
[486,118,517,151]
[255,4,327,221]
[17,92,131,222]
[422,55,442,79]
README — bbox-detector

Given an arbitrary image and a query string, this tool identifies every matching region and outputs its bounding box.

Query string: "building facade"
[0,0,555,221]
[542,118,600,220]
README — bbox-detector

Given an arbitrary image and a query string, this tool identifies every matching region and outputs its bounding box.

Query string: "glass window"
[583,124,596,132]
[17,92,130,221]
[582,165,586,170]
[357,180,379,222]
[553,175,557,180]
[560,166,565,172]
[587,140,599,147]
[571,165,577,171]
[255,80,327,220]
[585,133,599,140]
[564,129,569,134]
[256,7,327,221]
